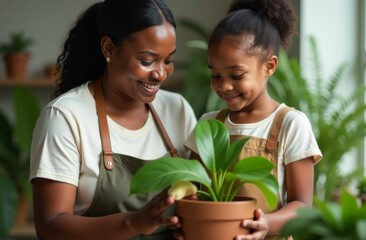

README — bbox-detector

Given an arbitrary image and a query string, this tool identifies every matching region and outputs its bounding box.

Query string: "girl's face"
[103,21,176,103]
[208,36,276,112]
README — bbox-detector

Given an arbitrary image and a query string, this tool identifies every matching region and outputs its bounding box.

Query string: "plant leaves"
[232,157,275,180]
[130,158,210,195]
[195,119,229,173]
[223,137,249,171]
[13,86,40,165]
[0,174,18,238]
[244,174,279,210]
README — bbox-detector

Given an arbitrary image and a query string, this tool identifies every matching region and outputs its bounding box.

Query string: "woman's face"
[208,36,272,112]
[105,21,176,103]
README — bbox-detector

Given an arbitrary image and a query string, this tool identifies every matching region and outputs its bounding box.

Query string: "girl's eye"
[141,60,153,66]
[232,74,244,80]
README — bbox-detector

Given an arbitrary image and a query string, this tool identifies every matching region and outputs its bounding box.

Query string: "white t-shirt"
[184,104,322,205]
[29,82,197,214]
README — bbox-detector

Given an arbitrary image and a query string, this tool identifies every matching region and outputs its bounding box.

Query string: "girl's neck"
[229,98,280,124]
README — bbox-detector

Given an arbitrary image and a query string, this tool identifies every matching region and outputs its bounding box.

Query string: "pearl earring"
[106,57,111,63]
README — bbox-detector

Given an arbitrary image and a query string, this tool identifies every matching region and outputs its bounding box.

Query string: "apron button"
[107,161,113,167]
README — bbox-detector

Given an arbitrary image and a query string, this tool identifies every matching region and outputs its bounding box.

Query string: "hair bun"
[228,0,297,49]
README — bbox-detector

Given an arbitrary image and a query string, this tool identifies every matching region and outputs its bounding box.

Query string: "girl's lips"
[221,94,239,103]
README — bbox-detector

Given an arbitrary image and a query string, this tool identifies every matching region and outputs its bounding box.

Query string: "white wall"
[300,0,361,174]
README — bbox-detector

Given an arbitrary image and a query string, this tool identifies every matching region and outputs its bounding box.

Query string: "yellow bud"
[168,181,197,200]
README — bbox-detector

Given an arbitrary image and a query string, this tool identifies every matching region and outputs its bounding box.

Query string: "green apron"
[216,106,293,240]
[82,79,177,239]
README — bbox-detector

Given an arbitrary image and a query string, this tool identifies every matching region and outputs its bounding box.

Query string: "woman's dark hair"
[208,0,296,63]
[54,0,175,97]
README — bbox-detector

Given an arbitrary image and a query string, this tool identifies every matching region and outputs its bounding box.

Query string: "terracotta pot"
[176,197,257,240]
[3,53,29,80]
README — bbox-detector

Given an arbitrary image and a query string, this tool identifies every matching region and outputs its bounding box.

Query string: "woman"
[30,0,196,239]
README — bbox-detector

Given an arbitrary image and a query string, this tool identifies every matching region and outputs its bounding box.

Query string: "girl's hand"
[235,208,269,240]
[126,189,178,235]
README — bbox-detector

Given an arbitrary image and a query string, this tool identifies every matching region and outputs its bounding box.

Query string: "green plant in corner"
[130,119,279,208]
[279,190,366,239]
[0,86,41,238]
[269,36,366,201]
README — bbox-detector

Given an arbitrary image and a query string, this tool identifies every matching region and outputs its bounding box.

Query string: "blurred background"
[0,0,365,239]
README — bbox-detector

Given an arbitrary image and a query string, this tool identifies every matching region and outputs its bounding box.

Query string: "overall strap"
[148,103,179,158]
[265,106,293,152]
[94,78,114,170]
[216,108,230,123]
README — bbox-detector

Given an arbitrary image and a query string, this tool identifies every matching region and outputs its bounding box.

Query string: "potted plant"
[0,32,34,80]
[279,190,366,239]
[130,119,279,240]
[0,86,41,238]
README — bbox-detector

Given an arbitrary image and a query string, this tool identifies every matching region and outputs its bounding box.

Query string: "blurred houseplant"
[269,36,366,200]
[0,31,34,80]
[0,86,41,238]
[177,18,225,118]
[280,190,366,239]
[130,119,279,239]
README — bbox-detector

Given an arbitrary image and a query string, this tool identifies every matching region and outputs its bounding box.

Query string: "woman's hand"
[235,208,269,240]
[126,189,178,235]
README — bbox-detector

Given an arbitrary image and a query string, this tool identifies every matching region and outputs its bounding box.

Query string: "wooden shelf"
[0,78,56,88]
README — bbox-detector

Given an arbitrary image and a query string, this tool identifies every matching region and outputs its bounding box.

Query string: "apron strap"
[148,103,179,158]
[216,107,293,153]
[94,78,114,170]
[265,106,293,152]
[216,108,230,123]
[94,79,179,170]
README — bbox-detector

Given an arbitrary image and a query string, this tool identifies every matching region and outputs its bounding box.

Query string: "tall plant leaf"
[195,119,229,172]
[130,158,211,195]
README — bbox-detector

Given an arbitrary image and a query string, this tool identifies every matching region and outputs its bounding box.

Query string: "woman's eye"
[141,60,153,66]
[165,59,174,65]
[210,74,221,80]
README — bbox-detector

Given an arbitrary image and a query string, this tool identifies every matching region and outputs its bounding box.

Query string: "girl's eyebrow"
[208,64,248,70]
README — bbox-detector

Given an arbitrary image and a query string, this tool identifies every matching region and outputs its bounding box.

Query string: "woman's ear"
[264,55,278,77]
[100,36,115,60]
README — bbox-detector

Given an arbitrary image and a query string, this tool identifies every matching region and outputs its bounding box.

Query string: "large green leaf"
[243,174,279,210]
[130,158,211,195]
[195,119,229,172]
[0,174,18,238]
[223,137,249,171]
[232,157,275,180]
[13,86,41,163]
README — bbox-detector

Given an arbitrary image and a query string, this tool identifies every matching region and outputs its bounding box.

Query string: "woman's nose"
[150,65,167,81]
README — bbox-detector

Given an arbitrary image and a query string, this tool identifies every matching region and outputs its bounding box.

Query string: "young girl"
[185,0,322,239]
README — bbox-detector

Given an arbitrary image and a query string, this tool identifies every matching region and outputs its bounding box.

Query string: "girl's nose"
[218,78,233,91]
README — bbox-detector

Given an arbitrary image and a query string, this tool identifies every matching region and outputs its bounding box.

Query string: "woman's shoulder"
[46,83,93,111]
[153,90,194,112]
